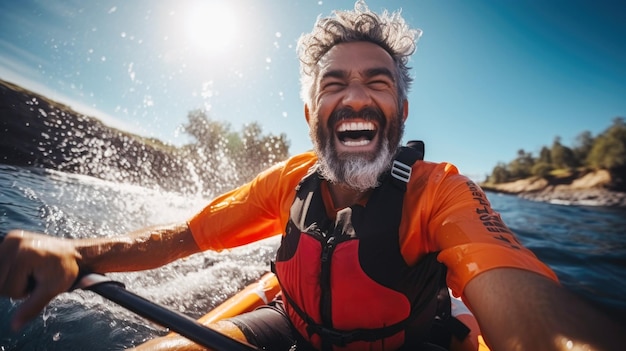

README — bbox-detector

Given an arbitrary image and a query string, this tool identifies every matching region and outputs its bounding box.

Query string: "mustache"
[327,106,387,129]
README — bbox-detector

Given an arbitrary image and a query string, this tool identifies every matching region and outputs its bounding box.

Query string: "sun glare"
[184,2,239,54]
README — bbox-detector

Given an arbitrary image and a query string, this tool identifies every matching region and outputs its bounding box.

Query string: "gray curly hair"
[297,0,422,106]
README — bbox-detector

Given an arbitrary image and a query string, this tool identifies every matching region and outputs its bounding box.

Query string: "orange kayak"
[138,272,490,351]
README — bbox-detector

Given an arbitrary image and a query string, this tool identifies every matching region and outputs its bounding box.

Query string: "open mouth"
[336,121,377,147]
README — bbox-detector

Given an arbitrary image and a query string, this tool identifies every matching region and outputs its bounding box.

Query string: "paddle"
[73,272,260,351]
[0,236,259,351]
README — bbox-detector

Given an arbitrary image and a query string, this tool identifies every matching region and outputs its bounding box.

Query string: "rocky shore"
[480,170,626,207]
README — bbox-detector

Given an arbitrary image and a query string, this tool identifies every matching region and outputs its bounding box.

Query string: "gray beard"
[310,105,404,192]
[316,141,395,192]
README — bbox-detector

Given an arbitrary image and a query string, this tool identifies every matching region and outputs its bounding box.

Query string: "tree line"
[487,117,626,186]
[178,109,291,194]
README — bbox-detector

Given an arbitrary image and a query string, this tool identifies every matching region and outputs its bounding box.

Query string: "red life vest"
[274,145,456,351]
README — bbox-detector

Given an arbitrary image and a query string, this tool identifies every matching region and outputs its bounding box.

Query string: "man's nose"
[341,82,372,111]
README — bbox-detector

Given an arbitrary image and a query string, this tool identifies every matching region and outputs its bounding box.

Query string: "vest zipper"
[320,235,336,322]
[320,235,336,349]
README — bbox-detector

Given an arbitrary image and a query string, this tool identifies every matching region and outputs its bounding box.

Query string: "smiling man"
[1,1,624,351]
[310,41,406,194]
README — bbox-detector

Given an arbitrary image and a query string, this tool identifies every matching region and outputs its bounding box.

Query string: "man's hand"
[0,230,81,331]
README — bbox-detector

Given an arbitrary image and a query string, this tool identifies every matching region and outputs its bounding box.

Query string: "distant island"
[1,78,624,206]
[479,116,626,207]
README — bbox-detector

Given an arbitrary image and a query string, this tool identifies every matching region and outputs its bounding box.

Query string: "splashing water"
[0,163,280,350]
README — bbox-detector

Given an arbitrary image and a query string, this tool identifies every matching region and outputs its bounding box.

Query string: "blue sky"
[0,0,624,180]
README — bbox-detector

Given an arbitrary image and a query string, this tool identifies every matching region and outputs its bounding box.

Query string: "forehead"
[318,41,396,76]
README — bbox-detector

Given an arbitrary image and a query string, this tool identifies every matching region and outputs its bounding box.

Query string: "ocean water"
[0,164,625,350]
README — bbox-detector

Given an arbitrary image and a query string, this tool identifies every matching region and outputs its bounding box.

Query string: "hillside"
[0,79,194,192]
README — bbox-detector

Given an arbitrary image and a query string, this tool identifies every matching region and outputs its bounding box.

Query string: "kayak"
[136,272,490,351]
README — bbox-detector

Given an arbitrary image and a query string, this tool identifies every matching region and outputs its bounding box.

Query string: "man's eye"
[368,80,390,89]
[322,82,344,90]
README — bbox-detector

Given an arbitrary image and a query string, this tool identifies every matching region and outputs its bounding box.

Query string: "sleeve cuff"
[438,243,559,297]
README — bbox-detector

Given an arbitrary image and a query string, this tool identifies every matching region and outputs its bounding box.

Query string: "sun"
[183,2,240,54]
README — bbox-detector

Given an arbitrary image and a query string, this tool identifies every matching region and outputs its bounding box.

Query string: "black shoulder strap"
[406,140,425,161]
[390,140,424,189]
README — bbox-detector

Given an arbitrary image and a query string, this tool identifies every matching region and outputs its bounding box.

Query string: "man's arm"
[464,267,624,351]
[0,222,200,331]
[74,222,200,273]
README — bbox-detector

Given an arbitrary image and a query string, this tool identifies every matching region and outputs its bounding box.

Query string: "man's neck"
[326,182,372,209]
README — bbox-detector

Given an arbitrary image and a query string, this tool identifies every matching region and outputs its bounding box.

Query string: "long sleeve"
[188,152,318,251]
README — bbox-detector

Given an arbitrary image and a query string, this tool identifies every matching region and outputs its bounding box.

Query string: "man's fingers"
[0,256,29,298]
[0,230,81,331]
[11,286,56,332]
[0,232,19,296]
[3,269,30,298]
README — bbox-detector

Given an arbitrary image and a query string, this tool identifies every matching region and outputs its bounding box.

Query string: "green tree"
[572,131,594,167]
[235,122,290,182]
[180,110,291,189]
[508,149,534,180]
[178,110,238,194]
[550,136,577,169]
[587,117,626,170]
[489,162,510,183]
[182,109,231,153]
[531,162,553,178]
[537,146,551,165]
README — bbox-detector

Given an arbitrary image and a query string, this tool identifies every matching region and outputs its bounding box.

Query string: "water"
[486,193,626,318]
[1,164,625,350]
[0,164,280,350]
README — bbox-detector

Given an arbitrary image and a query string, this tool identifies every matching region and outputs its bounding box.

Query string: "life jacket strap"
[389,141,425,189]
[305,317,418,346]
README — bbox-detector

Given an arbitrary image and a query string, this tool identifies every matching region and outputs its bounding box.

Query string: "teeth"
[343,139,371,146]
[337,121,375,132]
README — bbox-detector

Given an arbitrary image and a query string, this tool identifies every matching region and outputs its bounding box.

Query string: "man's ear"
[402,99,409,123]
[304,104,311,125]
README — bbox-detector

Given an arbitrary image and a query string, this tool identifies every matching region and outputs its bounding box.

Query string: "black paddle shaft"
[84,277,259,351]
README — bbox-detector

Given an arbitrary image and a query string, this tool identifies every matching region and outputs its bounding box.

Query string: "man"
[0,1,623,351]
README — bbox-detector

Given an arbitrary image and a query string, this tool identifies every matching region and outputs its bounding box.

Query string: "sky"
[0,0,625,180]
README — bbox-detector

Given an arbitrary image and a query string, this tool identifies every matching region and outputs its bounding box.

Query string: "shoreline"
[480,171,626,207]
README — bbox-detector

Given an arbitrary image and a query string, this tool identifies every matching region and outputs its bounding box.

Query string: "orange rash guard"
[188,151,558,299]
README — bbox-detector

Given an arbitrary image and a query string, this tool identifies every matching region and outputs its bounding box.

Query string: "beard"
[311,106,405,192]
